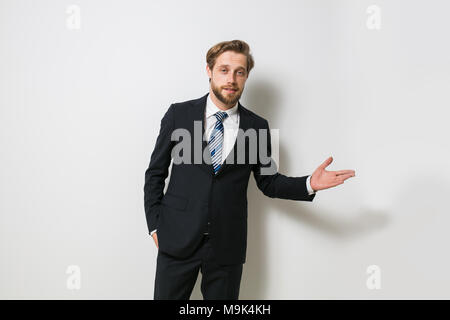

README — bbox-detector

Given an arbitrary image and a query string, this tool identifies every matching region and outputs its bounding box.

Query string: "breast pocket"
[161,192,189,212]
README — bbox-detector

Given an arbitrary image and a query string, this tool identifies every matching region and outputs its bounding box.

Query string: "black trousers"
[154,234,243,300]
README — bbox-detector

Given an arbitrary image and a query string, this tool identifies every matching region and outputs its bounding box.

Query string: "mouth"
[224,88,237,93]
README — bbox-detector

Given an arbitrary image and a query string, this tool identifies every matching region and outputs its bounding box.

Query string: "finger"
[338,173,355,182]
[335,170,355,176]
[319,156,333,170]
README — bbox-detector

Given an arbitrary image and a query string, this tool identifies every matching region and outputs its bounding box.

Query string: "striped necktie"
[208,111,229,174]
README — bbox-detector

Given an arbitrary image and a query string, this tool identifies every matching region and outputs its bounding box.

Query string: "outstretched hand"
[310,156,355,192]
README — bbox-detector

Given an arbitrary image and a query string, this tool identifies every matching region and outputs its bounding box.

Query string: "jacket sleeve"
[252,119,316,202]
[144,104,175,234]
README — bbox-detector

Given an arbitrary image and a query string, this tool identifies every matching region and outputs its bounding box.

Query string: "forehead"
[215,51,247,69]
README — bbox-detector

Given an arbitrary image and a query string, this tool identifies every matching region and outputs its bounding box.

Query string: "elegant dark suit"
[144,92,316,265]
[144,92,316,298]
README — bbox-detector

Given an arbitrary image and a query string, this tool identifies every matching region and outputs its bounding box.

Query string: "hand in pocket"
[152,232,158,249]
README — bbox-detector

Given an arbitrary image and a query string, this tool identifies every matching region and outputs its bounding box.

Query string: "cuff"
[306,175,316,195]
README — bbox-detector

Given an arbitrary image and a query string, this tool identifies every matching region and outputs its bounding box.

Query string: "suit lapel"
[191,92,254,177]
[216,100,254,176]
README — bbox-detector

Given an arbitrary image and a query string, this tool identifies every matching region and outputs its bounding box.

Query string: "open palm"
[310,156,355,192]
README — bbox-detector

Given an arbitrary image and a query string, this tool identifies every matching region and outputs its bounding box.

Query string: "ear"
[206,64,212,79]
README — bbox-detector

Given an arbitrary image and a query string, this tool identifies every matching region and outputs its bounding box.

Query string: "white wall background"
[1,0,450,299]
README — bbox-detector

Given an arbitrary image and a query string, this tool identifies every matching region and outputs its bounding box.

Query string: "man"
[144,40,355,300]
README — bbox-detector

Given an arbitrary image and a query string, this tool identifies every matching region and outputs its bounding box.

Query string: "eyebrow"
[217,64,246,71]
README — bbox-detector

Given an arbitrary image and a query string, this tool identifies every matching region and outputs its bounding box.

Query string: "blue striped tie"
[208,111,229,174]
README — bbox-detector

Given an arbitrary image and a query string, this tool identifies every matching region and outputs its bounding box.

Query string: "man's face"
[207,51,248,107]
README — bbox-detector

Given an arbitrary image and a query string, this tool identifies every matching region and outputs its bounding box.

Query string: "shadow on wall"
[189,80,390,300]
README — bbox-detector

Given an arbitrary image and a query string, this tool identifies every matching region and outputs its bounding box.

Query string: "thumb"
[319,156,333,170]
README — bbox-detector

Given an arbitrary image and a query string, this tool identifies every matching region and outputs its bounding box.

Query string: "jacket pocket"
[229,201,248,221]
[161,192,189,211]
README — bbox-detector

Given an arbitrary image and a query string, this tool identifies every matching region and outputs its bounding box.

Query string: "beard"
[211,80,243,107]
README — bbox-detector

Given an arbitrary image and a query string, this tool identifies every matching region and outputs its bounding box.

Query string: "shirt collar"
[206,93,239,123]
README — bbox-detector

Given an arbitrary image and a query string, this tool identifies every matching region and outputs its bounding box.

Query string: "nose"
[227,72,236,85]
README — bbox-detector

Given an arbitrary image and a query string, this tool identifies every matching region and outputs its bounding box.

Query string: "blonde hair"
[206,40,255,77]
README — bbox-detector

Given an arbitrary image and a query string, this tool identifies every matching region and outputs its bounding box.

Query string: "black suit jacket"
[144,92,316,265]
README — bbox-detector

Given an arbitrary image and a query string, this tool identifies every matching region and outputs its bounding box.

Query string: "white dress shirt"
[150,96,315,236]
[204,93,240,164]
